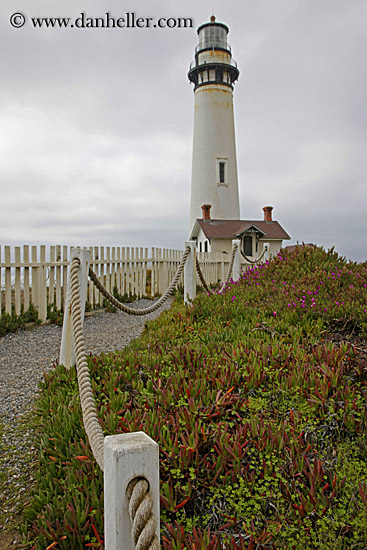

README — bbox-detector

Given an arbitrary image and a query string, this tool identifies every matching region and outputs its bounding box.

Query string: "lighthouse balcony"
[195,43,231,55]
[188,60,239,90]
[189,58,238,71]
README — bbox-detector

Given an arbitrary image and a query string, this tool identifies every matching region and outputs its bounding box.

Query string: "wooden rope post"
[264,242,270,262]
[184,240,196,304]
[59,247,90,368]
[104,432,160,550]
[232,239,241,282]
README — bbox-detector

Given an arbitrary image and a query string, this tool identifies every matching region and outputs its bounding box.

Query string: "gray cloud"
[1,0,366,261]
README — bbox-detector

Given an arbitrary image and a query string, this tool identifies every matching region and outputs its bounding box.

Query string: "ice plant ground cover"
[22,245,367,549]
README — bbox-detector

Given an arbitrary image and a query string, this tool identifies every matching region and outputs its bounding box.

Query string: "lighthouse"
[188,15,241,233]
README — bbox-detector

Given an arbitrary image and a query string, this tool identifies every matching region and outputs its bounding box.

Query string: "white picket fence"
[0,244,235,321]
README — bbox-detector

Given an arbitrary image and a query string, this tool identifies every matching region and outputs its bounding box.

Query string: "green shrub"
[0,303,40,336]
[22,246,367,549]
[47,303,64,326]
[112,285,138,303]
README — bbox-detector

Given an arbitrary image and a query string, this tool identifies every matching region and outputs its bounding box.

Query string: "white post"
[264,242,270,262]
[59,248,90,368]
[184,240,196,304]
[104,432,160,550]
[232,239,241,282]
[38,245,47,322]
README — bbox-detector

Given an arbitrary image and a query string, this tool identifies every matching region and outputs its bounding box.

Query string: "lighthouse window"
[216,69,223,82]
[216,157,228,185]
[219,162,225,183]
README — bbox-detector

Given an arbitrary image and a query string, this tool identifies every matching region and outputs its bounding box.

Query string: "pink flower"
[232,295,236,302]
[273,311,277,316]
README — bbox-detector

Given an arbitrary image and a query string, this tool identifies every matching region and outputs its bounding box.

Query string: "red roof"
[192,219,291,240]
[284,243,314,252]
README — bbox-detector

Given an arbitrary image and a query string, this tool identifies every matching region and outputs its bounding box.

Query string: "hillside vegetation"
[22,245,367,549]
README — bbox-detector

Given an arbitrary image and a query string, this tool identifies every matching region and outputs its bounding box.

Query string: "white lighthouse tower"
[188,15,240,233]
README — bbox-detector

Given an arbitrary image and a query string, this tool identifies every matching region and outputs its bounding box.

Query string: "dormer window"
[244,236,252,256]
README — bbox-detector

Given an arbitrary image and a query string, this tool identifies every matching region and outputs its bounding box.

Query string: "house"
[190,205,291,261]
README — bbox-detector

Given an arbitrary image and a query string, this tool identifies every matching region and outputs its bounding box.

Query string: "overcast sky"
[1,0,366,261]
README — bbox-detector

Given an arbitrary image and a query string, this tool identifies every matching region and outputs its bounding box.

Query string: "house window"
[204,240,208,253]
[244,236,252,256]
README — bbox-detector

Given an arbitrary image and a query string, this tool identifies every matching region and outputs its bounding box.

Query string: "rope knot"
[127,478,159,550]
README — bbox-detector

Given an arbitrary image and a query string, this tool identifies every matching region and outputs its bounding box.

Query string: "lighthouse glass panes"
[199,25,228,50]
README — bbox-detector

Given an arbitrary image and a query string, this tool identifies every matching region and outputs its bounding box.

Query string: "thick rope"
[69,247,191,470]
[241,247,267,265]
[127,479,159,550]
[196,258,215,294]
[88,246,191,316]
[70,257,105,470]
[196,243,238,295]
[217,243,238,294]
[70,258,160,548]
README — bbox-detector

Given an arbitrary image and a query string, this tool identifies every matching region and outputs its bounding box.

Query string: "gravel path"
[0,300,172,425]
[0,299,172,547]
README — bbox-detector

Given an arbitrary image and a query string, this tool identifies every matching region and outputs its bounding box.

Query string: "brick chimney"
[263,206,273,223]
[201,204,211,220]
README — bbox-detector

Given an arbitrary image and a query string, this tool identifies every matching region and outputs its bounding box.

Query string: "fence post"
[38,245,47,322]
[184,240,196,304]
[264,242,270,262]
[59,248,90,368]
[232,239,241,283]
[4,246,12,315]
[104,432,160,550]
